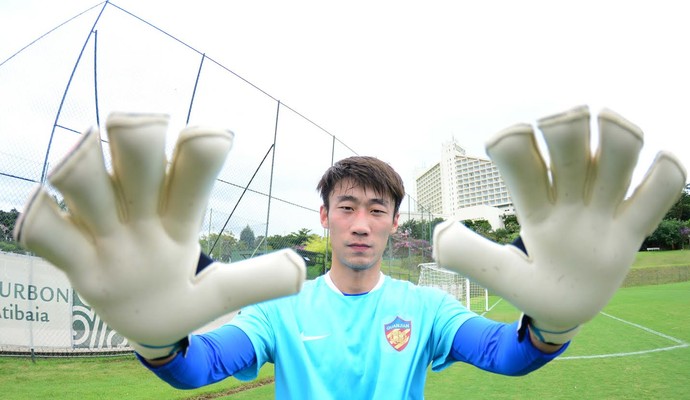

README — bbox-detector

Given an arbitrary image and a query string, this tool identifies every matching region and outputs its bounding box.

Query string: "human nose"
[351,209,371,235]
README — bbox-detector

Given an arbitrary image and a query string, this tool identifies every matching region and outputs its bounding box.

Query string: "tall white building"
[415,139,514,229]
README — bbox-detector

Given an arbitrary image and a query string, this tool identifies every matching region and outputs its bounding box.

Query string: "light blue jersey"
[229,272,476,399]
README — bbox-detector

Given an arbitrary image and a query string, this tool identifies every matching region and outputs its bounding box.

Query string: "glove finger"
[433,220,597,327]
[433,220,531,298]
[48,127,119,236]
[195,249,305,309]
[537,106,591,205]
[622,151,687,237]
[170,249,306,336]
[14,188,95,275]
[486,123,551,222]
[106,113,169,220]
[162,126,234,242]
[589,109,644,212]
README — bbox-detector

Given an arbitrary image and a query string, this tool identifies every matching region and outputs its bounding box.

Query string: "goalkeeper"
[14,107,686,398]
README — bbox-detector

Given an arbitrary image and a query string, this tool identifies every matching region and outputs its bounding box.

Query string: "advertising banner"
[0,252,126,351]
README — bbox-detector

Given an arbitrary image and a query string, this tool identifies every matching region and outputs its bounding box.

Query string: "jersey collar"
[324,270,385,296]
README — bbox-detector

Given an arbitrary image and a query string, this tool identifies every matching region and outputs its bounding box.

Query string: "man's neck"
[328,264,382,294]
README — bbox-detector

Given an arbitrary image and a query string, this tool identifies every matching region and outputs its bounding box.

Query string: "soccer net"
[417,263,488,312]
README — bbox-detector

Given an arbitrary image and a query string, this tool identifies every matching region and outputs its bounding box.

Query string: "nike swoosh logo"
[300,332,331,342]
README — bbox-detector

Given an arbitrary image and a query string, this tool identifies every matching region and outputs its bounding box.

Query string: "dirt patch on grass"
[185,377,275,399]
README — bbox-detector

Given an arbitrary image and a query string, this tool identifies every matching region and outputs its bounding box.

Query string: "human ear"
[320,205,329,229]
[390,212,400,233]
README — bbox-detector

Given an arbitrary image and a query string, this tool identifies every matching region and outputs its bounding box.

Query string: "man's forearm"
[451,317,567,376]
[139,325,257,389]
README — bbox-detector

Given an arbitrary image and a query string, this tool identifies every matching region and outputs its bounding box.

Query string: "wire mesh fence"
[0,2,441,356]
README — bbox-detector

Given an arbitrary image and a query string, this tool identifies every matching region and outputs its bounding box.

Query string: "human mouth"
[348,243,371,251]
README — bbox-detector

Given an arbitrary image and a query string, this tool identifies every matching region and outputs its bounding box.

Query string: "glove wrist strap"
[518,313,581,345]
[130,336,190,360]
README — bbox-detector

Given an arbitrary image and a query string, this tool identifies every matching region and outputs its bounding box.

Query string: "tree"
[254,235,266,249]
[200,232,237,262]
[492,227,515,244]
[664,183,690,222]
[492,214,521,244]
[286,228,316,248]
[462,219,492,239]
[681,222,690,250]
[398,217,445,242]
[646,219,685,250]
[430,217,446,236]
[389,229,431,261]
[305,235,330,254]
[240,225,256,249]
[264,228,320,250]
[398,219,426,241]
[266,234,287,250]
[0,208,20,241]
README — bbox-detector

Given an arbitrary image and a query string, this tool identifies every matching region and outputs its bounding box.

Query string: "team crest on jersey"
[384,316,411,352]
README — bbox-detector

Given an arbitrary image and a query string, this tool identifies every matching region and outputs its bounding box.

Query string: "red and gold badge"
[384,316,411,352]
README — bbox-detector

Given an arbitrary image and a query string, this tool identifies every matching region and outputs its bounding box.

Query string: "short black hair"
[316,156,405,215]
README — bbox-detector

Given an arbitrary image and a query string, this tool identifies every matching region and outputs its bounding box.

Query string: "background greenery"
[1,185,688,268]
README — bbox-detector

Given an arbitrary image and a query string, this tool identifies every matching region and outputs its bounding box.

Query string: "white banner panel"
[0,252,73,348]
[1,251,233,353]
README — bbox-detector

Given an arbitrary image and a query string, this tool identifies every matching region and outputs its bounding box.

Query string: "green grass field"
[2,252,689,399]
[632,249,690,268]
[422,282,690,399]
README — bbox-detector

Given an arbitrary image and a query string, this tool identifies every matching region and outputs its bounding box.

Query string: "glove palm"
[433,106,686,343]
[15,113,306,358]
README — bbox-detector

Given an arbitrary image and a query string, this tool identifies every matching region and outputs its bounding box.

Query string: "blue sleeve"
[139,324,257,389]
[451,316,568,376]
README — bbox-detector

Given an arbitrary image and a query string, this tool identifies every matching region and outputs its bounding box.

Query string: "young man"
[15,108,685,399]
[142,156,565,398]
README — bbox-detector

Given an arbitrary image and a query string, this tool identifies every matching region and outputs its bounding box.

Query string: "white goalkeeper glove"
[433,106,686,344]
[14,113,306,359]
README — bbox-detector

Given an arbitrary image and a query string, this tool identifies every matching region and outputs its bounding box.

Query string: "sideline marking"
[600,312,686,344]
[481,303,688,361]
[481,298,503,315]
[558,343,688,360]
[559,312,688,360]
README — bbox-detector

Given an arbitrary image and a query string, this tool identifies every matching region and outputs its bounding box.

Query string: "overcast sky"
[2,0,689,213]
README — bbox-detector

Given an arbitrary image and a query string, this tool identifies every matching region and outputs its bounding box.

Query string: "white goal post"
[417,263,489,312]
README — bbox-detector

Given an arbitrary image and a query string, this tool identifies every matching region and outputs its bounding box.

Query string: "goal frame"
[417,262,489,312]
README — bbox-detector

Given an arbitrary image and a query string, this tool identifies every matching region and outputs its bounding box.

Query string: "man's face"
[320,179,399,272]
